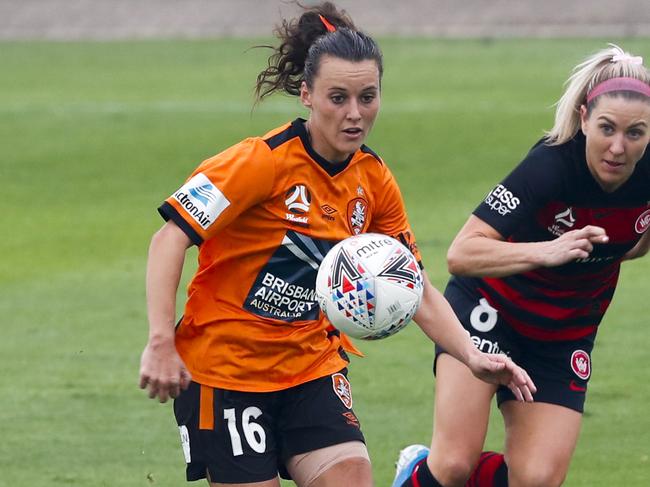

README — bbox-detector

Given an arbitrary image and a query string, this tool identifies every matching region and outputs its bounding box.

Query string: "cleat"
[391,444,430,487]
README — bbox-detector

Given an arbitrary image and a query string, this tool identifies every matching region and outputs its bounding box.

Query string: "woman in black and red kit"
[393,44,650,487]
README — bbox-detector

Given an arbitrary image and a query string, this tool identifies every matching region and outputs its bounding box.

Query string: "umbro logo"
[321,204,337,221]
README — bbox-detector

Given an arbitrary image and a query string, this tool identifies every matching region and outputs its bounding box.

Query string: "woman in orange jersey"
[139,2,535,486]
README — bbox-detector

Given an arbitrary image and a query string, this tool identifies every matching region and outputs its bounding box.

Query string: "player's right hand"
[139,336,191,403]
[468,352,537,402]
[540,225,609,267]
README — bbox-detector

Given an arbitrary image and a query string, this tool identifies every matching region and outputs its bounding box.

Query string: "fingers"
[139,344,190,402]
[509,383,524,402]
[487,354,537,403]
[139,372,187,403]
[508,383,535,403]
[576,225,609,244]
[180,368,192,390]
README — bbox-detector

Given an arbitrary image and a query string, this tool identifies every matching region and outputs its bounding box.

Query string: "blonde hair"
[545,44,650,145]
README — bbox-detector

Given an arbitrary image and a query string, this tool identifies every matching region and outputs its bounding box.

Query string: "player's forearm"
[146,224,190,341]
[413,277,478,366]
[447,236,545,278]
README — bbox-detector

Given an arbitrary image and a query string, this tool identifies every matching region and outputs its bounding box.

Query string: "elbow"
[446,245,466,275]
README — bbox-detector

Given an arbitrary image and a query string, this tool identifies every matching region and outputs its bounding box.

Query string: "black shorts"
[434,280,596,413]
[173,369,365,483]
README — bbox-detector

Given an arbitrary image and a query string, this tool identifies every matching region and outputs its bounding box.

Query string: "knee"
[429,454,476,486]
[508,461,567,487]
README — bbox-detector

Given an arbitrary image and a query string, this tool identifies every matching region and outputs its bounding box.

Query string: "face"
[300,56,380,163]
[580,95,650,192]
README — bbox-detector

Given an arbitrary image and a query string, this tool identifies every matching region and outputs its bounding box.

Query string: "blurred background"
[2,0,650,39]
[1,2,649,487]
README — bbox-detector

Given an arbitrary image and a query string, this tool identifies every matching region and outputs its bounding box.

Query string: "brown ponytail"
[254,2,382,102]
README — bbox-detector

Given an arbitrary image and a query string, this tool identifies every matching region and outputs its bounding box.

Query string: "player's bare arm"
[140,221,192,403]
[413,272,536,402]
[448,215,609,278]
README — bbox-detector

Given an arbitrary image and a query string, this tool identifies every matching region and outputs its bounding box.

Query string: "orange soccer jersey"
[160,118,421,392]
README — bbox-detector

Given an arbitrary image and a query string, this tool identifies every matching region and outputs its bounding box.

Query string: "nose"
[346,99,361,121]
[609,133,625,156]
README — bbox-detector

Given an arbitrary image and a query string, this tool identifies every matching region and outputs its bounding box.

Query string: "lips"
[342,127,363,136]
[603,159,625,168]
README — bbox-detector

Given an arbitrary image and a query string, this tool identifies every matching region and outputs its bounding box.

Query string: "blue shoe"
[391,444,430,487]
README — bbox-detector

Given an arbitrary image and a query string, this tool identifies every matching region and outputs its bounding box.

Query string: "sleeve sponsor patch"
[484,184,521,216]
[172,173,230,229]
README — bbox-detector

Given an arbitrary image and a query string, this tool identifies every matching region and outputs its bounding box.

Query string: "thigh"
[502,401,582,487]
[431,281,506,459]
[277,369,366,462]
[287,441,371,487]
[428,354,498,477]
[174,382,281,484]
[496,335,595,413]
[278,370,368,484]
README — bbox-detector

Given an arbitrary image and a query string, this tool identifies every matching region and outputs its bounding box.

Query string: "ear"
[300,81,312,109]
[579,104,588,134]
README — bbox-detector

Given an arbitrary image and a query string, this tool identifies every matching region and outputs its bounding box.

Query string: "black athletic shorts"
[173,369,365,483]
[434,280,597,413]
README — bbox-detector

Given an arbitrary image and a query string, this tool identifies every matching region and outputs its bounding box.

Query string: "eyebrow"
[327,85,379,92]
[598,115,648,128]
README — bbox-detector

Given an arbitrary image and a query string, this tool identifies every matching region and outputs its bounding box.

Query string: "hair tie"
[319,14,337,33]
[612,53,644,65]
[586,77,650,104]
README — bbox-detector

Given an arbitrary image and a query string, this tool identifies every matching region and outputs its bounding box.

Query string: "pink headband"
[586,77,650,104]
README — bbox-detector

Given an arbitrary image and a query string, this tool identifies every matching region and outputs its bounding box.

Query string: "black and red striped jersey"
[452,131,650,341]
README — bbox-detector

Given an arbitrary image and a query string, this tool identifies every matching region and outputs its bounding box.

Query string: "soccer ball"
[316,233,424,340]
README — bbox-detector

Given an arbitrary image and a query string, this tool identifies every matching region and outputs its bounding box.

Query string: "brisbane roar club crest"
[332,373,353,409]
[347,198,368,234]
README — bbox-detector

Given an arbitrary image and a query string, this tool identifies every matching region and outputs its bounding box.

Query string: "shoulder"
[512,134,584,184]
[195,133,277,177]
[524,135,578,169]
[359,144,384,165]
[262,120,301,150]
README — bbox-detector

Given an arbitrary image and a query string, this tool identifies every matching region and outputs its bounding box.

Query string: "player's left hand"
[467,352,537,402]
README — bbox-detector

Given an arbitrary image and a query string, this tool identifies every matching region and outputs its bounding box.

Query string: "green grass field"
[2,38,649,486]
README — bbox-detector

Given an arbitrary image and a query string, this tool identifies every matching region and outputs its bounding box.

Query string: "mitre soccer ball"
[316,233,424,340]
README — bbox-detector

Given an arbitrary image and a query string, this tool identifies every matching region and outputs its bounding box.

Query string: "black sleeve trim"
[360,144,383,164]
[264,123,299,149]
[158,202,203,246]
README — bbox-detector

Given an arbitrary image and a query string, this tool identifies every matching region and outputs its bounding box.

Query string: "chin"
[343,142,363,154]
